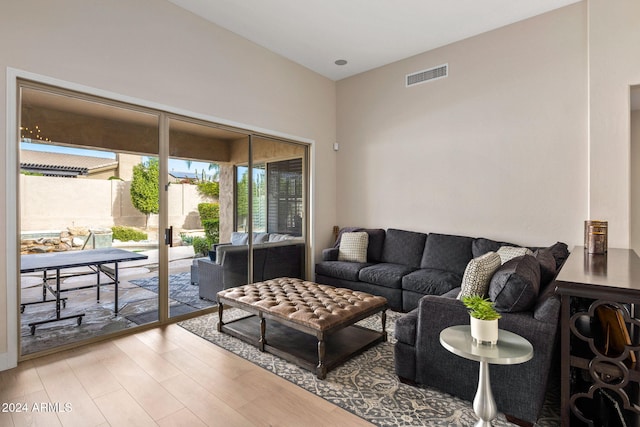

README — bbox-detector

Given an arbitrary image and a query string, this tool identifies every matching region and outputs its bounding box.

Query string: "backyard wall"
[20,175,209,232]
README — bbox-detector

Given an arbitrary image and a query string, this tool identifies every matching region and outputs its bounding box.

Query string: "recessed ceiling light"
[334,59,348,66]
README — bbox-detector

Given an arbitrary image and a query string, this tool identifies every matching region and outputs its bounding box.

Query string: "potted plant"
[462,295,501,345]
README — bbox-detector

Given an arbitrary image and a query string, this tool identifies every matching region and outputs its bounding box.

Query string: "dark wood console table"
[556,247,640,425]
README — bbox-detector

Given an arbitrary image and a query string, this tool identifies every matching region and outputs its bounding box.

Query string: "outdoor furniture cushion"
[338,231,369,263]
[488,254,541,312]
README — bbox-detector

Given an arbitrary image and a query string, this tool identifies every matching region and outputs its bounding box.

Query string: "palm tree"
[208,163,220,181]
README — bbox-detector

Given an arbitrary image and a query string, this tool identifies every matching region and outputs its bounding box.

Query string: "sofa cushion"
[458,252,502,299]
[488,254,541,313]
[381,229,427,268]
[534,248,557,287]
[402,268,462,295]
[472,237,517,258]
[315,261,372,282]
[420,233,474,276]
[548,241,570,269]
[338,232,369,263]
[364,228,386,262]
[497,246,533,264]
[359,263,417,289]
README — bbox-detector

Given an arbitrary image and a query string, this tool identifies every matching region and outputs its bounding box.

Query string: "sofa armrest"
[415,294,558,347]
[412,293,560,424]
[322,247,339,261]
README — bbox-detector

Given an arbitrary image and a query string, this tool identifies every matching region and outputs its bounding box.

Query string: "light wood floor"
[0,324,373,427]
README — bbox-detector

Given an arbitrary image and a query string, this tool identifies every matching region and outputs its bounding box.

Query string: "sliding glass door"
[166,117,249,319]
[16,80,310,358]
[18,84,161,355]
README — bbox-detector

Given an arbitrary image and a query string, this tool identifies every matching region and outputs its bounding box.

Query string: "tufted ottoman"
[217,277,388,379]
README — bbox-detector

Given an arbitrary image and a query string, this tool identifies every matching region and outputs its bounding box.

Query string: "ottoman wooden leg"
[217,303,224,332]
[317,334,327,379]
[259,316,266,351]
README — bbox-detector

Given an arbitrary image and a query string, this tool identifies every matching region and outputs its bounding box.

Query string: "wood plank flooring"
[0,324,373,427]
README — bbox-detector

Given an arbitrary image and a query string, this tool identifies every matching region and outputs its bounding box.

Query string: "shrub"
[197,181,219,199]
[198,203,220,245]
[192,236,210,256]
[180,234,194,246]
[111,226,148,242]
[198,202,219,221]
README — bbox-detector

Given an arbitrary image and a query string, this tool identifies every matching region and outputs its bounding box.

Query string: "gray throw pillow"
[488,255,541,313]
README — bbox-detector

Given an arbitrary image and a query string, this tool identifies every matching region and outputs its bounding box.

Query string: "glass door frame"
[6,69,313,365]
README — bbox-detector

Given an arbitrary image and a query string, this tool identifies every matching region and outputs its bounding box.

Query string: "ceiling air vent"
[406,64,448,87]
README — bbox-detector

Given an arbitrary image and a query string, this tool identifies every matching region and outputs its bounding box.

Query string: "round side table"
[439,325,533,427]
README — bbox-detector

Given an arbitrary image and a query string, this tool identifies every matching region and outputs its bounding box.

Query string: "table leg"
[28,268,85,335]
[96,265,101,302]
[473,360,497,427]
[114,263,119,315]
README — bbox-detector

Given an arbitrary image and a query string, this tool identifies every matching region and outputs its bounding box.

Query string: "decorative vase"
[470,317,499,345]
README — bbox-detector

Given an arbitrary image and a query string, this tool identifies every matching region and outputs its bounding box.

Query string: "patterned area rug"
[179,310,560,426]
[129,272,213,310]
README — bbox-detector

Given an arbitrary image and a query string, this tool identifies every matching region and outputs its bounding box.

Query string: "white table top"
[439,325,533,365]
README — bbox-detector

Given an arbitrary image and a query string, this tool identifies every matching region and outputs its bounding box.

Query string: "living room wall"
[0,0,336,368]
[588,0,640,248]
[336,3,588,247]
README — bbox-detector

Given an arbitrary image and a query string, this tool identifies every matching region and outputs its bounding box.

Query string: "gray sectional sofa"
[316,228,498,312]
[315,226,569,425]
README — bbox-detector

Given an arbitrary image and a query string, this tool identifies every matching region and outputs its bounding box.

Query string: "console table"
[555,247,640,426]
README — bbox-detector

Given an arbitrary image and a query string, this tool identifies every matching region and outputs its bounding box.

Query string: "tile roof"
[20,150,118,172]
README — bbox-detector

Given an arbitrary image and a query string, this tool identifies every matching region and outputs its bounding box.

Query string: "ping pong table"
[20,248,148,335]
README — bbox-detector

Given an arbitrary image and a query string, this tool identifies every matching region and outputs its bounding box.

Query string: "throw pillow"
[338,232,369,263]
[268,233,291,242]
[497,246,533,264]
[488,254,541,313]
[534,248,557,288]
[231,232,249,245]
[457,251,502,299]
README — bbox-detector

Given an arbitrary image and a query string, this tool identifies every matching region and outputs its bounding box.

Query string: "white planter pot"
[470,317,499,345]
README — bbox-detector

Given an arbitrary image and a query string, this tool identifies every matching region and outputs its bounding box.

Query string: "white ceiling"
[167,0,582,80]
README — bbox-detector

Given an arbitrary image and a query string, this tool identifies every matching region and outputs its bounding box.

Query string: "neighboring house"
[20,150,143,180]
[20,149,118,179]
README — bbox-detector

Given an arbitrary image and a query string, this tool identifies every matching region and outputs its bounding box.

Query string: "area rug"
[179,310,560,427]
[129,272,212,310]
